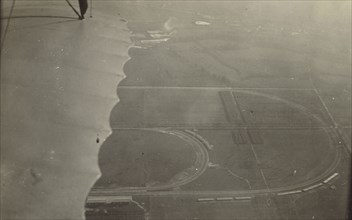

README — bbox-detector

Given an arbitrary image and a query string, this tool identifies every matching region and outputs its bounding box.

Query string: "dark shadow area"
[84,48,151,220]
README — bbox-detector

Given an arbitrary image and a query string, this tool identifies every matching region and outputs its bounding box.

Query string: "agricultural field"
[95,129,197,188]
[87,2,350,219]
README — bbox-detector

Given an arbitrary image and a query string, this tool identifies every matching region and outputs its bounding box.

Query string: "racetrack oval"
[91,90,342,197]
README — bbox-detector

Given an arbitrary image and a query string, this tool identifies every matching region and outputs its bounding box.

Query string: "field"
[95,129,197,188]
[87,2,350,219]
[91,86,343,209]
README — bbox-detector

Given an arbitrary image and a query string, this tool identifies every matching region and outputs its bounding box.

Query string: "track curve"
[93,128,210,193]
[90,91,343,198]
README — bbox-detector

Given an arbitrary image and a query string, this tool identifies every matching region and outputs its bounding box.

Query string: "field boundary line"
[313,88,351,153]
